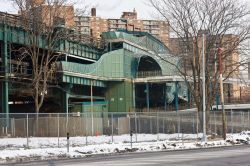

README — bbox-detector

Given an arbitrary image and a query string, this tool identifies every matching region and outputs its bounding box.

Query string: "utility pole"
[218,47,227,140]
[202,33,207,142]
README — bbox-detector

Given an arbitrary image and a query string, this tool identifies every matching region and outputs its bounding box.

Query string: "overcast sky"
[0,0,158,19]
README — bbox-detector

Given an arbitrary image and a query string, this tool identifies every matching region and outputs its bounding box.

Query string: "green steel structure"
[0,12,188,122]
[56,29,189,112]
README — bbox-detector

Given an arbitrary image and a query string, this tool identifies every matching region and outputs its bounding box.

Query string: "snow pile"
[0,132,249,163]
[0,133,203,150]
[226,131,250,144]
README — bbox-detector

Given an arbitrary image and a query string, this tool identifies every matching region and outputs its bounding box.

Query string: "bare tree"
[11,0,76,115]
[149,0,250,139]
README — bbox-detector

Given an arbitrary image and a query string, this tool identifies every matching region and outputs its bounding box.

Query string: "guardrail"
[136,70,162,78]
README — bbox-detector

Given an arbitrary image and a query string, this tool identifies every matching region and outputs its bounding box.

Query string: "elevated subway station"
[57,31,188,113]
[0,12,188,117]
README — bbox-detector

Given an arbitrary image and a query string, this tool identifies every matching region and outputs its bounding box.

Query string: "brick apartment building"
[169,34,241,100]
[24,0,75,28]
[24,2,169,47]
[74,8,170,47]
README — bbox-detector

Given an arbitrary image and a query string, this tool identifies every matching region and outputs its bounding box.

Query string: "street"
[4,145,250,166]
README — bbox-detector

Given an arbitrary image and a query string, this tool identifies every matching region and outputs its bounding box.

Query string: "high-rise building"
[74,8,170,47]
[39,5,75,27]
[169,34,239,76]
[169,34,241,100]
[21,0,75,28]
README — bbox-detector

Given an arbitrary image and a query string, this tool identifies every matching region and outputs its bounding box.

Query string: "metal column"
[63,91,69,132]
[1,21,9,128]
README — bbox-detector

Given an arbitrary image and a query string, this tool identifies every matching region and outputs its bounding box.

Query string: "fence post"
[57,113,60,148]
[214,111,217,134]
[180,114,182,138]
[247,110,249,130]
[5,125,6,136]
[111,113,114,143]
[138,113,141,133]
[12,118,15,137]
[177,112,180,138]
[130,130,133,149]
[67,132,69,153]
[209,112,212,132]
[129,114,131,135]
[182,128,184,147]
[196,111,199,139]
[241,112,244,131]
[157,112,159,141]
[26,114,29,148]
[135,112,138,143]
[11,118,13,137]
[163,118,165,134]
[243,112,245,131]
[14,118,15,137]
[192,115,195,134]
[230,110,233,134]
[85,113,88,146]
[150,113,152,134]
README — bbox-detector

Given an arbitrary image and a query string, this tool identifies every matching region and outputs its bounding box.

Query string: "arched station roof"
[58,31,180,81]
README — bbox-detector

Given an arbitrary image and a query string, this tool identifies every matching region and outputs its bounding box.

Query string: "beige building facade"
[169,34,241,100]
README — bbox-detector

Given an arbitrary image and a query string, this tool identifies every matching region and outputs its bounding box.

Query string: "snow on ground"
[0,133,203,149]
[0,132,249,163]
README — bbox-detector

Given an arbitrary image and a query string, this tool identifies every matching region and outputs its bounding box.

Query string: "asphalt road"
[4,145,250,166]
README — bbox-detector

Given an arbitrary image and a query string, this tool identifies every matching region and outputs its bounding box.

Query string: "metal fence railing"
[0,111,249,145]
[136,70,162,78]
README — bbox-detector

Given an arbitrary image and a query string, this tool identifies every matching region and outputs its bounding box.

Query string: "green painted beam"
[61,75,106,87]
[0,23,101,61]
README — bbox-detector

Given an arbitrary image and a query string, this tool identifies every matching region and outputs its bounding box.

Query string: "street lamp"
[199,30,208,143]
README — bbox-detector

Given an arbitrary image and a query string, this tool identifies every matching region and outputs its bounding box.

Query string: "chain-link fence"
[0,111,249,145]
